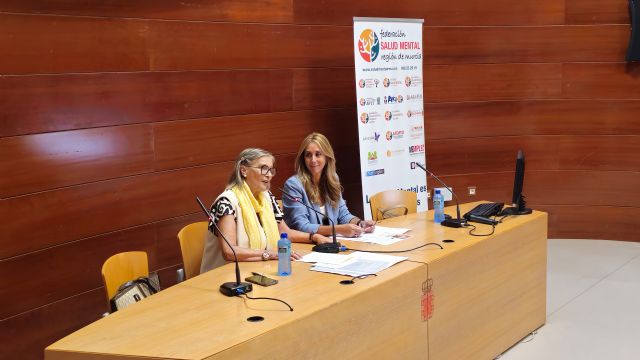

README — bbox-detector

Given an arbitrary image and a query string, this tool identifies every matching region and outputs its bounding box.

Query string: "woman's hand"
[338,223,364,237]
[360,220,376,233]
[312,234,333,244]
[290,250,303,261]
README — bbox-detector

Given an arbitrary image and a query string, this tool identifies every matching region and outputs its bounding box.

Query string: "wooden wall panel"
[0,14,351,74]
[426,100,640,139]
[427,136,640,174]
[563,63,640,99]
[0,165,228,259]
[0,125,154,198]
[425,64,563,102]
[0,289,105,360]
[439,171,640,210]
[293,64,564,109]
[526,170,640,207]
[0,70,293,137]
[154,109,355,171]
[0,0,293,23]
[294,0,565,26]
[0,225,156,319]
[293,68,356,110]
[566,0,630,25]
[425,25,627,64]
[147,22,352,71]
[540,205,640,241]
[0,14,149,74]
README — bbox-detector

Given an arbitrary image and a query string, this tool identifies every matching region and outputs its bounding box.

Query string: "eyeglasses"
[247,165,277,176]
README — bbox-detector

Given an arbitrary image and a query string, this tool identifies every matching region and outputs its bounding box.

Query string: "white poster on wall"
[353,17,427,219]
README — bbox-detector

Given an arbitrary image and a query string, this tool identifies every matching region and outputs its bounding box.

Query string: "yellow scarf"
[231,181,280,250]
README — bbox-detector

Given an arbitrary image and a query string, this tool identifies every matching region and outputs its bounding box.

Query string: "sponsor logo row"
[358,76,423,88]
[359,93,423,106]
[360,110,424,123]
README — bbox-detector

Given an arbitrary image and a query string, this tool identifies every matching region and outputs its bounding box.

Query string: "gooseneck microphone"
[196,196,253,297]
[279,188,341,253]
[414,163,467,228]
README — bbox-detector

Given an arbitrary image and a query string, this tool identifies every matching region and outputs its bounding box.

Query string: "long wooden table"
[46,201,547,360]
[341,201,548,360]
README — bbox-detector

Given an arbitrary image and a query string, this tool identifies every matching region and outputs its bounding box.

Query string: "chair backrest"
[101,251,149,303]
[177,222,209,280]
[369,190,418,221]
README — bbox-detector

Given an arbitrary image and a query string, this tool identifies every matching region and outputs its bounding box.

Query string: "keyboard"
[464,202,504,220]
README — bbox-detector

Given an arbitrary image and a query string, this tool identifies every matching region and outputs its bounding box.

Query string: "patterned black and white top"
[209,190,283,230]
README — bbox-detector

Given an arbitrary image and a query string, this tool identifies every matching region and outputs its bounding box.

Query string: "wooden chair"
[101,251,149,307]
[369,190,418,221]
[177,221,208,280]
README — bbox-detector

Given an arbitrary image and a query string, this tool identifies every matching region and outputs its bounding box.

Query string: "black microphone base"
[500,207,532,216]
[312,242,341,253]
[220,282,253,297]
[440,218,467,228]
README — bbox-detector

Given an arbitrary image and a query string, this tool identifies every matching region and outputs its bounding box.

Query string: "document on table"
[337,226,411,245]
[299,251,407,277]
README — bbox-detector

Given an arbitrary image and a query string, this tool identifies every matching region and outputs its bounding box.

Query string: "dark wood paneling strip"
[539,205,640,241]
[0,289,105,360]
[147,22,351,71]
[0,0,293,23]
[0,14,350,74]
[566,0,630,25]
[0,70,293,137]
[293,0,564,26]
[294,64,563,109]
[0,164,228,259]
[427,135,640,174]
[154,109,356,171]
[293,68,356,110]
[425,25,627,64]
[0,212,205,320]
[0,125,154,198]
[0,224,157,319]
[426,100,640,139]
[563,63,640,99]
[526,170,640,207]
[425,63,563,102]
[438,170,640,209]
[0,13,149,74]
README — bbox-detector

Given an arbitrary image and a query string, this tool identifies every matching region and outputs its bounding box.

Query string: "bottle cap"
[280,232,288,238]
[435,189,441,194]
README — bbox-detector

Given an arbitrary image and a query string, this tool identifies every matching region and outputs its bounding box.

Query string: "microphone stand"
[414,163,467,228]
[196,196,253,297]
[279,188,341,253]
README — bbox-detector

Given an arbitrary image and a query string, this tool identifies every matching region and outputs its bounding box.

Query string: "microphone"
[196,196,253,297]
[279,188,341,253]
[414,162,467,228]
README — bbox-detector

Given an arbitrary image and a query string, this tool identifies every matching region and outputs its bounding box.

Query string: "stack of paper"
[299,251,407,277]
[337,226,411,245]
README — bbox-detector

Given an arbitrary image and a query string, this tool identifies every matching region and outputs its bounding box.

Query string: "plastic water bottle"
[277,233,291,276]
[433,189,445,223]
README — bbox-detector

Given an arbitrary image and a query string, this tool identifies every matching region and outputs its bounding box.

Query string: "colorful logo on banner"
[358,29,380,62]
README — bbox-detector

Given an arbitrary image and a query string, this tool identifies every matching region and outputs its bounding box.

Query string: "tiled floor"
[500,239,640,360]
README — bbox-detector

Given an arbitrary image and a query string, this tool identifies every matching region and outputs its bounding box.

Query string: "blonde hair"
[228,148,275,189]
[295,133,342,208]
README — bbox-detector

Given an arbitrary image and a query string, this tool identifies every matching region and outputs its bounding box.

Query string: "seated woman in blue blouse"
[283,133,375,239]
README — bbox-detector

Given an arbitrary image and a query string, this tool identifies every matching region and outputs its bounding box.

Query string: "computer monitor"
[501,150,532,216]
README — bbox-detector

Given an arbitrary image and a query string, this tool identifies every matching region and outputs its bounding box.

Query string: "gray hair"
[227,148,275,188]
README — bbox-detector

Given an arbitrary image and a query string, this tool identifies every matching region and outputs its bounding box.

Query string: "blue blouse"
[282,175,356,234]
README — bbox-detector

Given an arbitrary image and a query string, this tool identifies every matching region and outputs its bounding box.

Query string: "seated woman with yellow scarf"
[201,148,332,273]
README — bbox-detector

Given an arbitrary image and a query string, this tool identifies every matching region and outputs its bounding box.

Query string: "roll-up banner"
[353,17,428,219]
